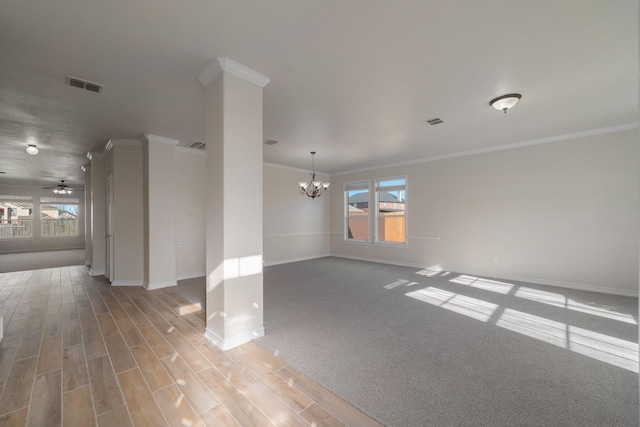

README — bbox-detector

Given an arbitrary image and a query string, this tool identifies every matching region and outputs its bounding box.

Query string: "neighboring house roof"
[349,191,399,204]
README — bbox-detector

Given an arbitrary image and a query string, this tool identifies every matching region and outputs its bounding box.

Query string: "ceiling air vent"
[425,118,444,126]
[66,75,104,94]
[263,139,279,146]
[187,141,206,150]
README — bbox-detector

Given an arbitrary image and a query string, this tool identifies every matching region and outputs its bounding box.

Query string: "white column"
[106,139,144,286]
[89,152,106,276]
[142,134,178,289]
[83,164,92,267]
[200,58,269,350]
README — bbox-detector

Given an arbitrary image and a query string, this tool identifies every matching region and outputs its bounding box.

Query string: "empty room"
[0,1,638,426]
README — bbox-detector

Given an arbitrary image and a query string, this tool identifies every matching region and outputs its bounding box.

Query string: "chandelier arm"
[299,151,329,199]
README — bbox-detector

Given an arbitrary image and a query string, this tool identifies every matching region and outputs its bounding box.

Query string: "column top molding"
[143,134,179,146]
[199,57,270,88]
[105,139,142,152]
[87,151,104,160]
[175,146,206,156]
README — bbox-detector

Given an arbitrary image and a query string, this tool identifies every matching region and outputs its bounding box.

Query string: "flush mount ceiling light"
[26,144,38,155]
[299,151,329,199]
[490,93,522,113]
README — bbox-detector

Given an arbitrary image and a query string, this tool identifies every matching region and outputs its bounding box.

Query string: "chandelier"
[299,151,329,199]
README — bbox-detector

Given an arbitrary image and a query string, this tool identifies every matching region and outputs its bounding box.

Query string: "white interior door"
[106,175,114,282]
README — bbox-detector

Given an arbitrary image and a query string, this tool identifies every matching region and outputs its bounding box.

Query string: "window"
[41,197,80,237]
[0,196,33,239]
[344,181,370,241]
[375,177,406,244]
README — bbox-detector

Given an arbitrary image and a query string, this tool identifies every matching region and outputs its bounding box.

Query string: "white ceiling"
[0,1,637,187]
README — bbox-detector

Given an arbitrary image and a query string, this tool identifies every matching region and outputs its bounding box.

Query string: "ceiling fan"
[42,180,83,195]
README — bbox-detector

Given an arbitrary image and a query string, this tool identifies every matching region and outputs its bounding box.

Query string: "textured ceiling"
[0,0,636,187]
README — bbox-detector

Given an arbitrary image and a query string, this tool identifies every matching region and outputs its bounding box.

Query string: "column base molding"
[89,268,105,277]
[144,280,177,290]
[111,280,143,287]
[204,327,265,351]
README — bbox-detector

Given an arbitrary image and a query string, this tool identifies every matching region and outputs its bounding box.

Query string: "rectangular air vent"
[187,141,206,150]
[263,139,279,145]
[426,118,443,126]
[66,75,104,94]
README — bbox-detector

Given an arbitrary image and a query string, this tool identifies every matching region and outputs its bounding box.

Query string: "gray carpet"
[256,257,639,427]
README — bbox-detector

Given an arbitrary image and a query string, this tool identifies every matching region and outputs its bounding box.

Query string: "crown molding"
[332,122,639,176]
[264,162,330,176]
[143,134,179,146]
[87,151,103,159]
[175,146,206,156]
[105,139,141,152]
[199,57,270,88]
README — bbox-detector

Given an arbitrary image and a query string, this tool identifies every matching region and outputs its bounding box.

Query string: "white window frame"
[0,196,33,240]
[374,176,407,247]
[40,197,80,238]
[344,180,371,243]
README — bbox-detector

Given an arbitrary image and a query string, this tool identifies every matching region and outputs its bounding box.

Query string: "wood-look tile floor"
[0,266,382,427]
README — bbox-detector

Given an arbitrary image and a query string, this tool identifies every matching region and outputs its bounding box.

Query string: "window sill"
[343,239,371,245]
[374,241,408,249]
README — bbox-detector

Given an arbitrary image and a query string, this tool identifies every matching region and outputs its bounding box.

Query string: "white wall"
[110,144,144,285]
[84,165,92,265]
[0,184,85,254]
[330,128,639,296]
[175,147,206,280]
[143,135,178,289]
[170,157,332,277]
[89,153,106,276]
[263,163,330,265]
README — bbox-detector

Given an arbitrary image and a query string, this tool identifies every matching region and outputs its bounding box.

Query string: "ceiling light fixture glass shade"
[26,144,39,155]
[53,181,72,195]
[490,93,522,113]
[299,151,329,199]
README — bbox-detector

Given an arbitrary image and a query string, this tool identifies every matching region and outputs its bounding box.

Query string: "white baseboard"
[263,253,331,267]
[330,253,426,269]
[89,267,105,277]
[111,280,143,287]
[473,271,639,297]
[204,327,265,350]
[144,280,178,290]
[177,272,205,281]
[330,254,638,297]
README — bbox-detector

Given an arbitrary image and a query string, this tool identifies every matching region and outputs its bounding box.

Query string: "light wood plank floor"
[0,266,382,427]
